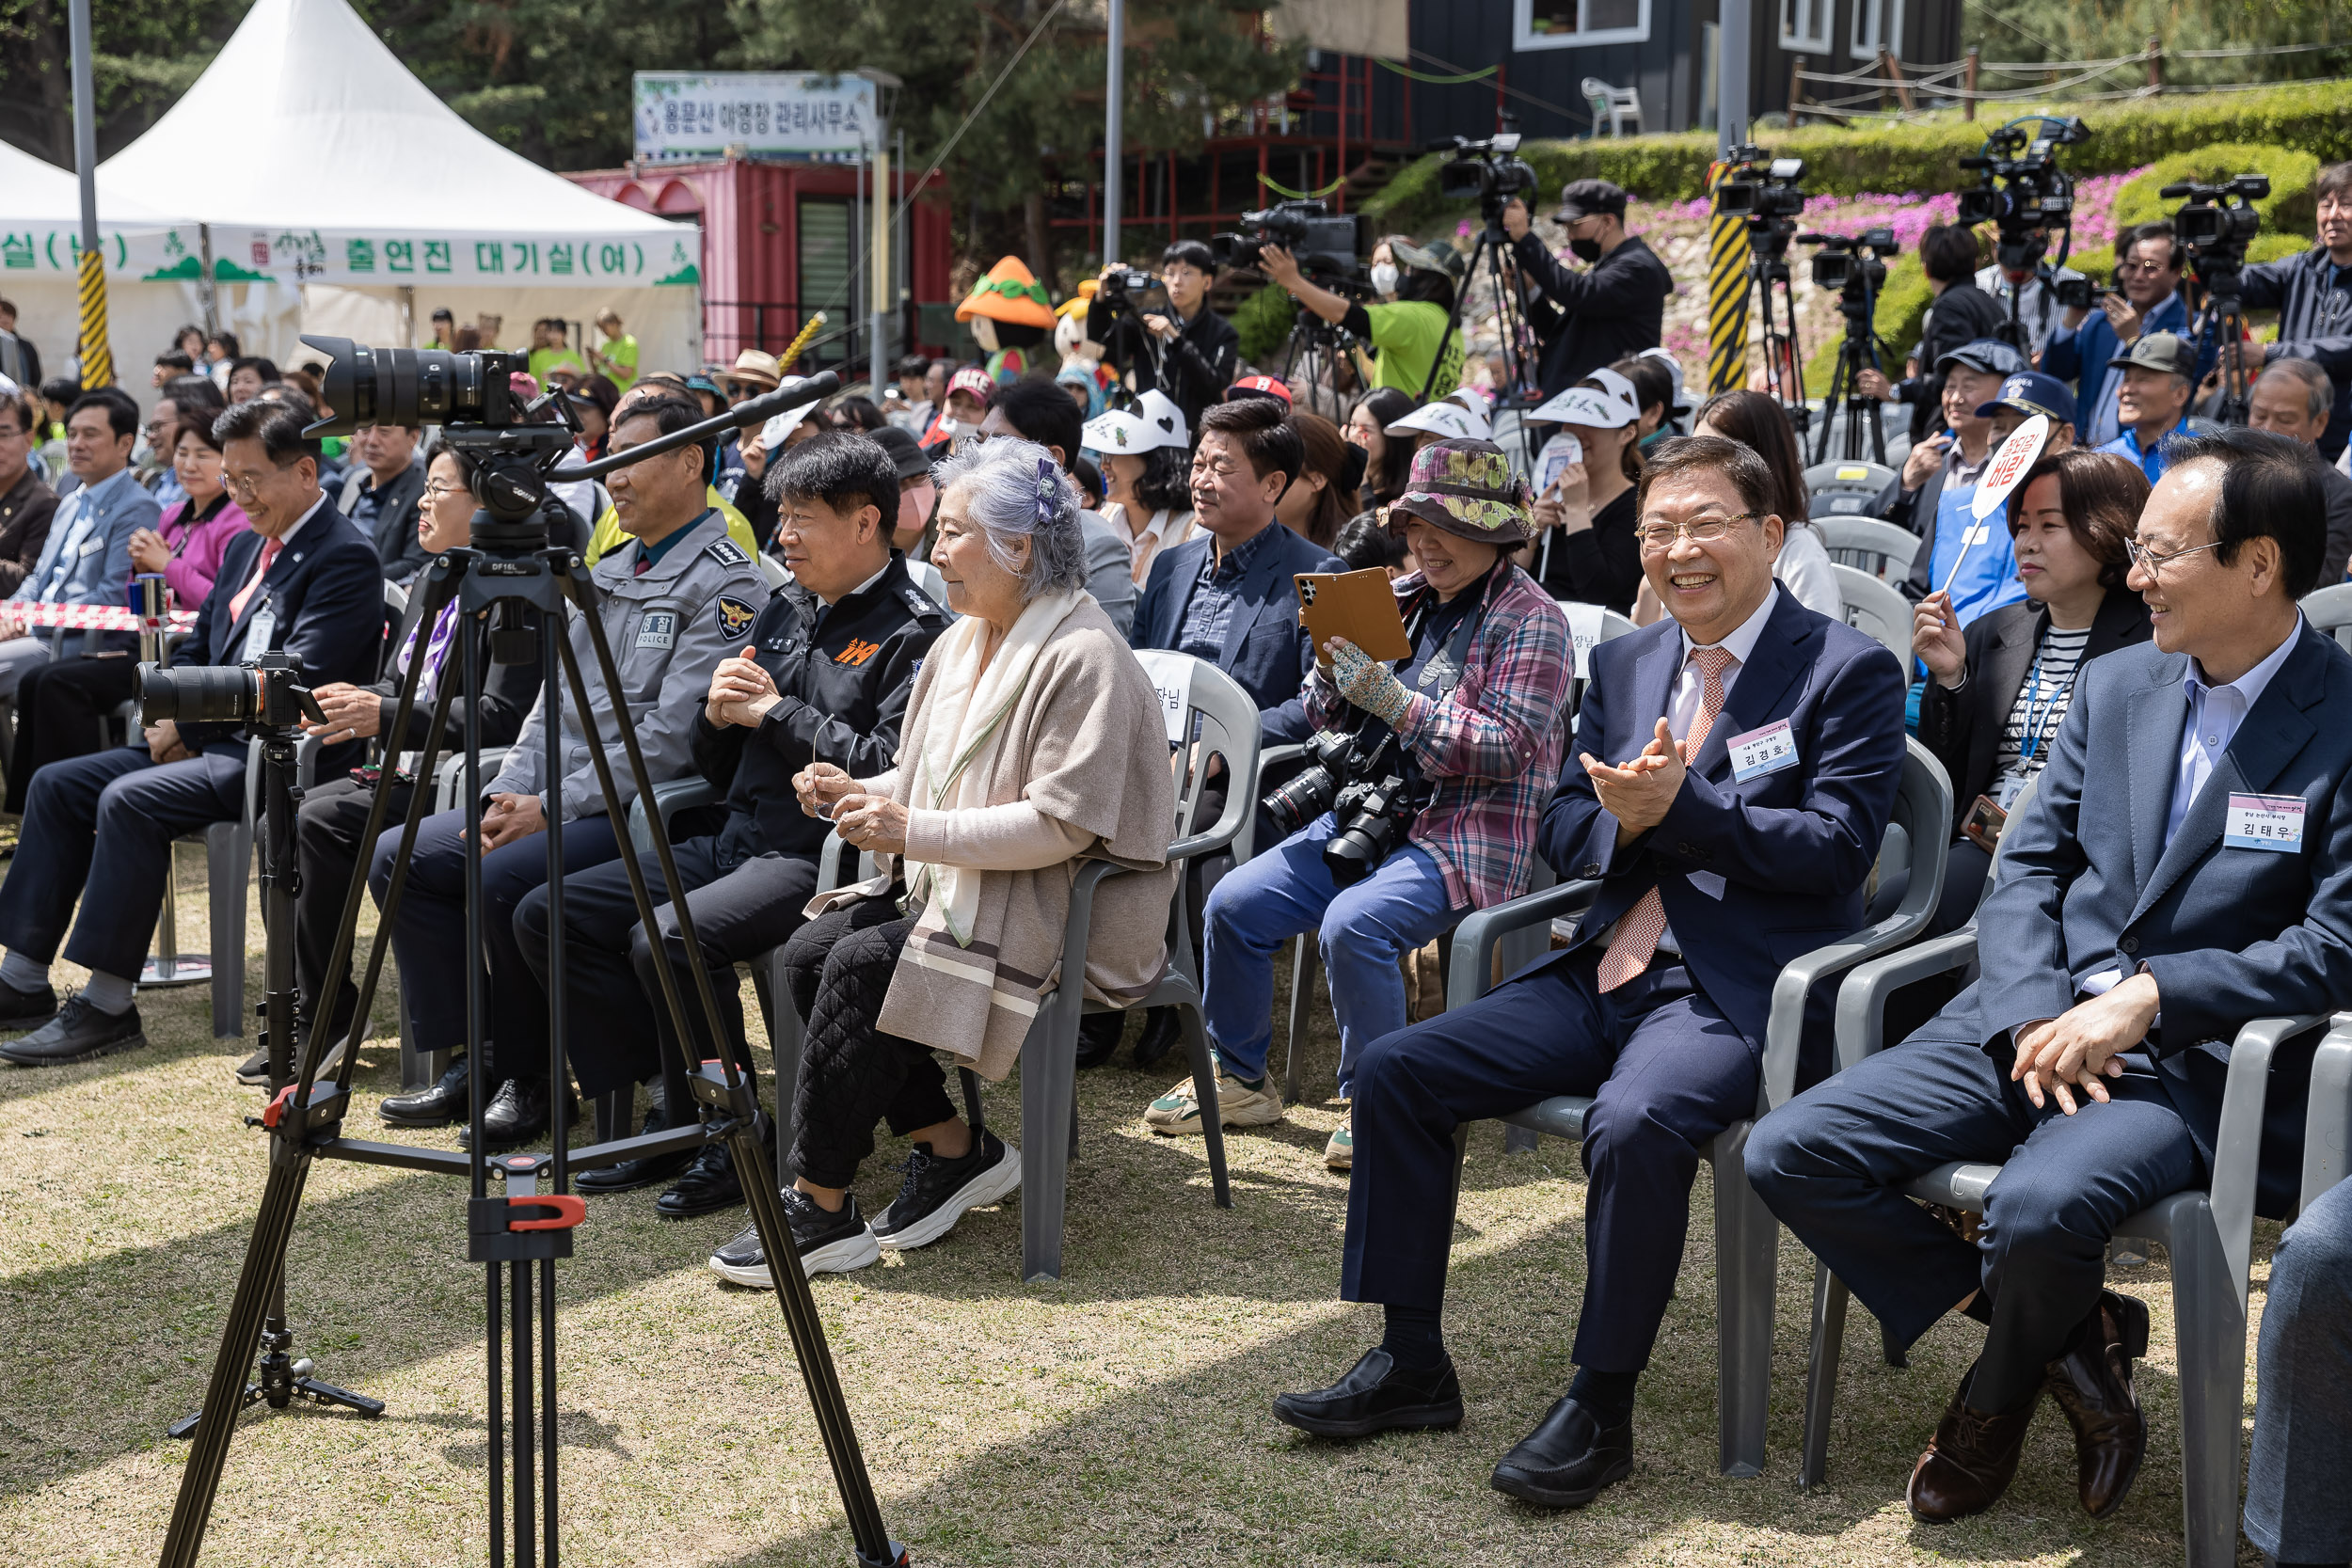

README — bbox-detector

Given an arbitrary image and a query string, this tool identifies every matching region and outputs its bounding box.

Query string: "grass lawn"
[0,847,2270,1565]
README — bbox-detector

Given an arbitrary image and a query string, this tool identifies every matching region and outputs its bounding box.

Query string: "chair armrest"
[2211,1013,2329,1308]
[1445,879,1599,1014]
[2303,1019,2352,1215]
[1831,927,1981,1074]
[1762,895,1945,1111]
[627,775,721,854]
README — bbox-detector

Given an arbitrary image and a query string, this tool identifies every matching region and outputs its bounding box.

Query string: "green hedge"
[1232,281,1297,366]
[1364,79,2352,236]
[2112,144,2320,236]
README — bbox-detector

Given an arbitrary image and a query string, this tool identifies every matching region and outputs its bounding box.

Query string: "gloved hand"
[1327,637,1413,730]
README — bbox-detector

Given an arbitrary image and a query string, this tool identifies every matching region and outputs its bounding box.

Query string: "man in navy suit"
[0,399,383,1066]
[1749,429,2352,1526]
[1271,436,1907,1508]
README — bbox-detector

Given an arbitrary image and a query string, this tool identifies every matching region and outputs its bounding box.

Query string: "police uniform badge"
[705,539,752,568]
[714,595,758,640]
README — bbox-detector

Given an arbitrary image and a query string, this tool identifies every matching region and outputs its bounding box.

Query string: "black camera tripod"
[1798,241,1893,467]
[1427,201,1546,478]
[1278,294,1376,415]
[157,369,908,1568]
[2187,261,2258,427]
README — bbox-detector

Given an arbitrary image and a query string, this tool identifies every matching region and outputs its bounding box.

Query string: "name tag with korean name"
[2225,792,2305,852]
[1726,718,1798,782]
[635,610,677,651]
[243,600,277,652]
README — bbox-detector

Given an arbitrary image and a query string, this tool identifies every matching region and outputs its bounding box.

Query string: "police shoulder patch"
[705,538,751,568]
[714,595,758,640]
[901,585,946,620]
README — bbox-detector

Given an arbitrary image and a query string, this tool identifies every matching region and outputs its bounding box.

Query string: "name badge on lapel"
[244,598,277,653]
[1726,718,1798,782]
[77,535,104,558]
[2224,793,2305,852]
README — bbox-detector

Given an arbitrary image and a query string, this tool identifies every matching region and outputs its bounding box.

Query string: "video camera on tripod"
[1436,130,1541,228]
[1717,146,1808,263]
[2161,172,2272,420]
[1795,228,1900,464]
[1956,115,2090,351]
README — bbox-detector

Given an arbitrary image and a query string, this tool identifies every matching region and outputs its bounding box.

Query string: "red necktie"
[1597,645,1735,992]
[229,536,283,622]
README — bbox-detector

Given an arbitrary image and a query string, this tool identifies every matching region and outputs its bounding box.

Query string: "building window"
[1850,0,1902,61]
[1515,0,1650,50]
[1780,0,1832,54]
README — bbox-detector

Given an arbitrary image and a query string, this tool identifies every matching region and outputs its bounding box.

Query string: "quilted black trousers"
[780,894,960,1189]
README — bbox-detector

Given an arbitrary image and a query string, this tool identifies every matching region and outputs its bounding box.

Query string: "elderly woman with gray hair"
[707,435,1178,1286]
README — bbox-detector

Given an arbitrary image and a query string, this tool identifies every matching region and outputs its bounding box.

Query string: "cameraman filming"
[1501,180,1675,399]
[1260,238,1466,402]
[2230,160,2352,463]
[1088,240,1240,436]
[1142,438,1572,1171]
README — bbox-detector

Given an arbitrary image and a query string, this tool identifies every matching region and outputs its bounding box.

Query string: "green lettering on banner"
[599,243,626,275]
[548,242,574,276]
[345,238,375,273]
[474,241,504,275]
[1,234,31,270]
[508,242,538,274]
[385,239,414,274]
[424,241,452,274]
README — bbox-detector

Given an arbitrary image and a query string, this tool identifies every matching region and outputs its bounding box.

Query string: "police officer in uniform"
[371,394,770,1148]
[511,432,947,1213]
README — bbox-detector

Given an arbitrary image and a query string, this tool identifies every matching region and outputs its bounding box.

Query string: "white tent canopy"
[96,0,702,376]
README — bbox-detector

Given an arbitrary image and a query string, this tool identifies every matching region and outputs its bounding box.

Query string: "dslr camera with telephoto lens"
[1261,722,1425,888]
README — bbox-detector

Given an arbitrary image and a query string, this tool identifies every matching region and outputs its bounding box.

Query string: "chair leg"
[205,820,249,1038]
[1283,934,1318,1107]
[594,1088,627,1145]
[958,1066,985,1140]
[1710,1121,1773,1479]
[1020,1004,1079,1284]
[1502,1125,1540,1155]
[2163,1201,2247,1568]
[1799,1263,1850,1488]
[1178,1000,1231,1209]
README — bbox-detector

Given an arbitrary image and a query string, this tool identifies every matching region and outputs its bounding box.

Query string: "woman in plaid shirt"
[1143,438,1572,1168]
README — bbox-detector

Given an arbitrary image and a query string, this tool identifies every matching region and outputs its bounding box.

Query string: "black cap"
[1555,179,1628,222]
[869,423,934,483]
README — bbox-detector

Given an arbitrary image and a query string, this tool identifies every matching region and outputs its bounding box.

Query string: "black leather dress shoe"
[0,997,146,1067]
[2044,1289,2151,1519]
[1489,1395,1634,1510]
[0,979,58,1032]
[457,1078,572,1151]
[1272,1348,1464,1438]
[577,1106,702,1194]
[1130,1006,1183,1069]
[1073,1011,1125,1069]
[380,1056,469,1127]
[657,1137,746,1217]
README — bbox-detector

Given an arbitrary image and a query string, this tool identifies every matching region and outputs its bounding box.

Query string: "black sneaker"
[0,996,146,1067]
[0,978,58,1032]
[380,1056,469,1127]
[871,1129,1021,1251]
[707,1188,880,1287]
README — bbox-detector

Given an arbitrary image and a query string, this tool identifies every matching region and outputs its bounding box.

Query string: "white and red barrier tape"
[6,602,198,634]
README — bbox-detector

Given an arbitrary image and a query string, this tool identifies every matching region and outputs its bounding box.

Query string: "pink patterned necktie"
[1597,644,1735,992]
[228,536,282,623]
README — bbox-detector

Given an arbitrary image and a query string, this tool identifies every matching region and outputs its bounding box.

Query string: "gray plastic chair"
[1813,515,1920,580]
[1802,460,1900,524]
[1830,562,1914,666]
[1807,933,2335,1566]
[2300,580,2352,652]
[1443,737,1950,1476]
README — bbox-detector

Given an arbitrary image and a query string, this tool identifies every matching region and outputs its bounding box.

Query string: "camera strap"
[1403,564,1499,701]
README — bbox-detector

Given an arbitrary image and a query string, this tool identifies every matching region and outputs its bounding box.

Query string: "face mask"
[898,479,936,537]
[1568,238,1603,265]
[1369,262,1399,297]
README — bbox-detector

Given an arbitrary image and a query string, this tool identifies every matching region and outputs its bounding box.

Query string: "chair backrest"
[1803,460,1899,524]
[1830,562,1912,665]
[1581,76,1640,135]
[1813,515,1918,581]
[2303,580,2352,652]
[757,552,790,592]
[1132,650,1263,860]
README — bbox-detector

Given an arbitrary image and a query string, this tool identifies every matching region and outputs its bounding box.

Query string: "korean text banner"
[634,71,878,162]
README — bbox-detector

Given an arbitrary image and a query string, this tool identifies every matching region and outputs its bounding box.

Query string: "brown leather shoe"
[2043,1289,2151,1519]
[1907,1377,2041,1523]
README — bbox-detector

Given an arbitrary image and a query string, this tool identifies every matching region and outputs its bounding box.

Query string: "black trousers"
[509,836,817,1099]
[294,774,416,1034]
[778,895,957,1190]
[6,653,136,814]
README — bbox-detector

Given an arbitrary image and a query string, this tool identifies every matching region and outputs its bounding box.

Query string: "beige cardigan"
[813,595,1178,1081]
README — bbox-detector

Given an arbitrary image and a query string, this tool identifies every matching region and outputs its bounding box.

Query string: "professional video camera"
[1803,226,1899,296]
[1213,198,1359,276]
[1956,115,2088,268]
[1261,724,1422,887]
[1437,130,1541,227]
[136,648,328,731]
[2165,173,2270,274]
[1798,228,1900,464]
[1717,145,1809,263]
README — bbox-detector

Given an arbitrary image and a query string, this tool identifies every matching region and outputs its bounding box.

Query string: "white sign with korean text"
[634,71,878,162]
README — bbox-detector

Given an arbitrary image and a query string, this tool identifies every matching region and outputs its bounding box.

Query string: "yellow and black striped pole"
[76,244,113,389]
[1706,162,1749,397]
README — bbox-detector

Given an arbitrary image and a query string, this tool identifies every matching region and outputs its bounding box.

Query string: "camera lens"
[299,335,506,438]
[135,661,258,726]
[1263,765,1340,840]
[1321,816,1398,887]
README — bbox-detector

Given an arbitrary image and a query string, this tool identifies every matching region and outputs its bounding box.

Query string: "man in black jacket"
[1503,180,1674,398]
[1088,240,1241,436]
[511,432,948,1216]
[341,423,431,583]
[2227,163,2352,463]
[1858,223,2009,444]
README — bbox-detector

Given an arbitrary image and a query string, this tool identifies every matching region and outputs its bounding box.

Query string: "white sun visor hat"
[1082,388,1189,455]
[1385,399,1490,443]
[1531,366,1642,429]
[759,400,821,451]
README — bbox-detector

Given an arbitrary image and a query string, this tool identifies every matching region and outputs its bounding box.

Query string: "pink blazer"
[152,495,252,609]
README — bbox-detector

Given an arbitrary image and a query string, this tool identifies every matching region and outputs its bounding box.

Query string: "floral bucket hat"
[1389,437,1533,546]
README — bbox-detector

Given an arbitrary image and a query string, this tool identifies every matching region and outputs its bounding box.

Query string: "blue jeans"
[2245,1176,2352,1562]
[1200,814,1463,1097]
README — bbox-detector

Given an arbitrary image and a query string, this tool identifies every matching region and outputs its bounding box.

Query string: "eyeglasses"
[2124,536,2223,577]
[1634,512,1756,551]
[422,480,471,502]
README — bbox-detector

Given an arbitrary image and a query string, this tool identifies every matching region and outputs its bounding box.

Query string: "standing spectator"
[528,319,587,387]
[977,378,1139,638]
[1279,411,1355,551]
[1084,389,1196,585]
[1263,239,1464,404]
[887,355,935,433]
[203,330,238,373]
[586,308,638,388]
[1348,388,1418,510]
[2233,159,2352,463]
[1087,241,1241,435]
[33,378,75,485]
[0,389,57,598]
[226,356,279,404]
[0,389,158,703]
[1501,181,1676,399]
[1527,370,1645,611]
[2042,222,2192,445]
[1673,389,1839,619]
[340,422,429,583]
[0,299,40,392]
[427,309,457,350]
[2248,356,2352,581]
[2096,334,2198,483]
[475,314,506,352]
[1856,224,2008,443]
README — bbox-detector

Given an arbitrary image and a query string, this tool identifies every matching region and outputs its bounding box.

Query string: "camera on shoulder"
[1213,198,1360,278]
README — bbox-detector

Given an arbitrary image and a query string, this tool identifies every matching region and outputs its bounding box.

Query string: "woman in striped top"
[1915,449,2153,932]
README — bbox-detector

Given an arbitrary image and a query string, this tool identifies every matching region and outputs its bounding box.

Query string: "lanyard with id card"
[241,594,278,657]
